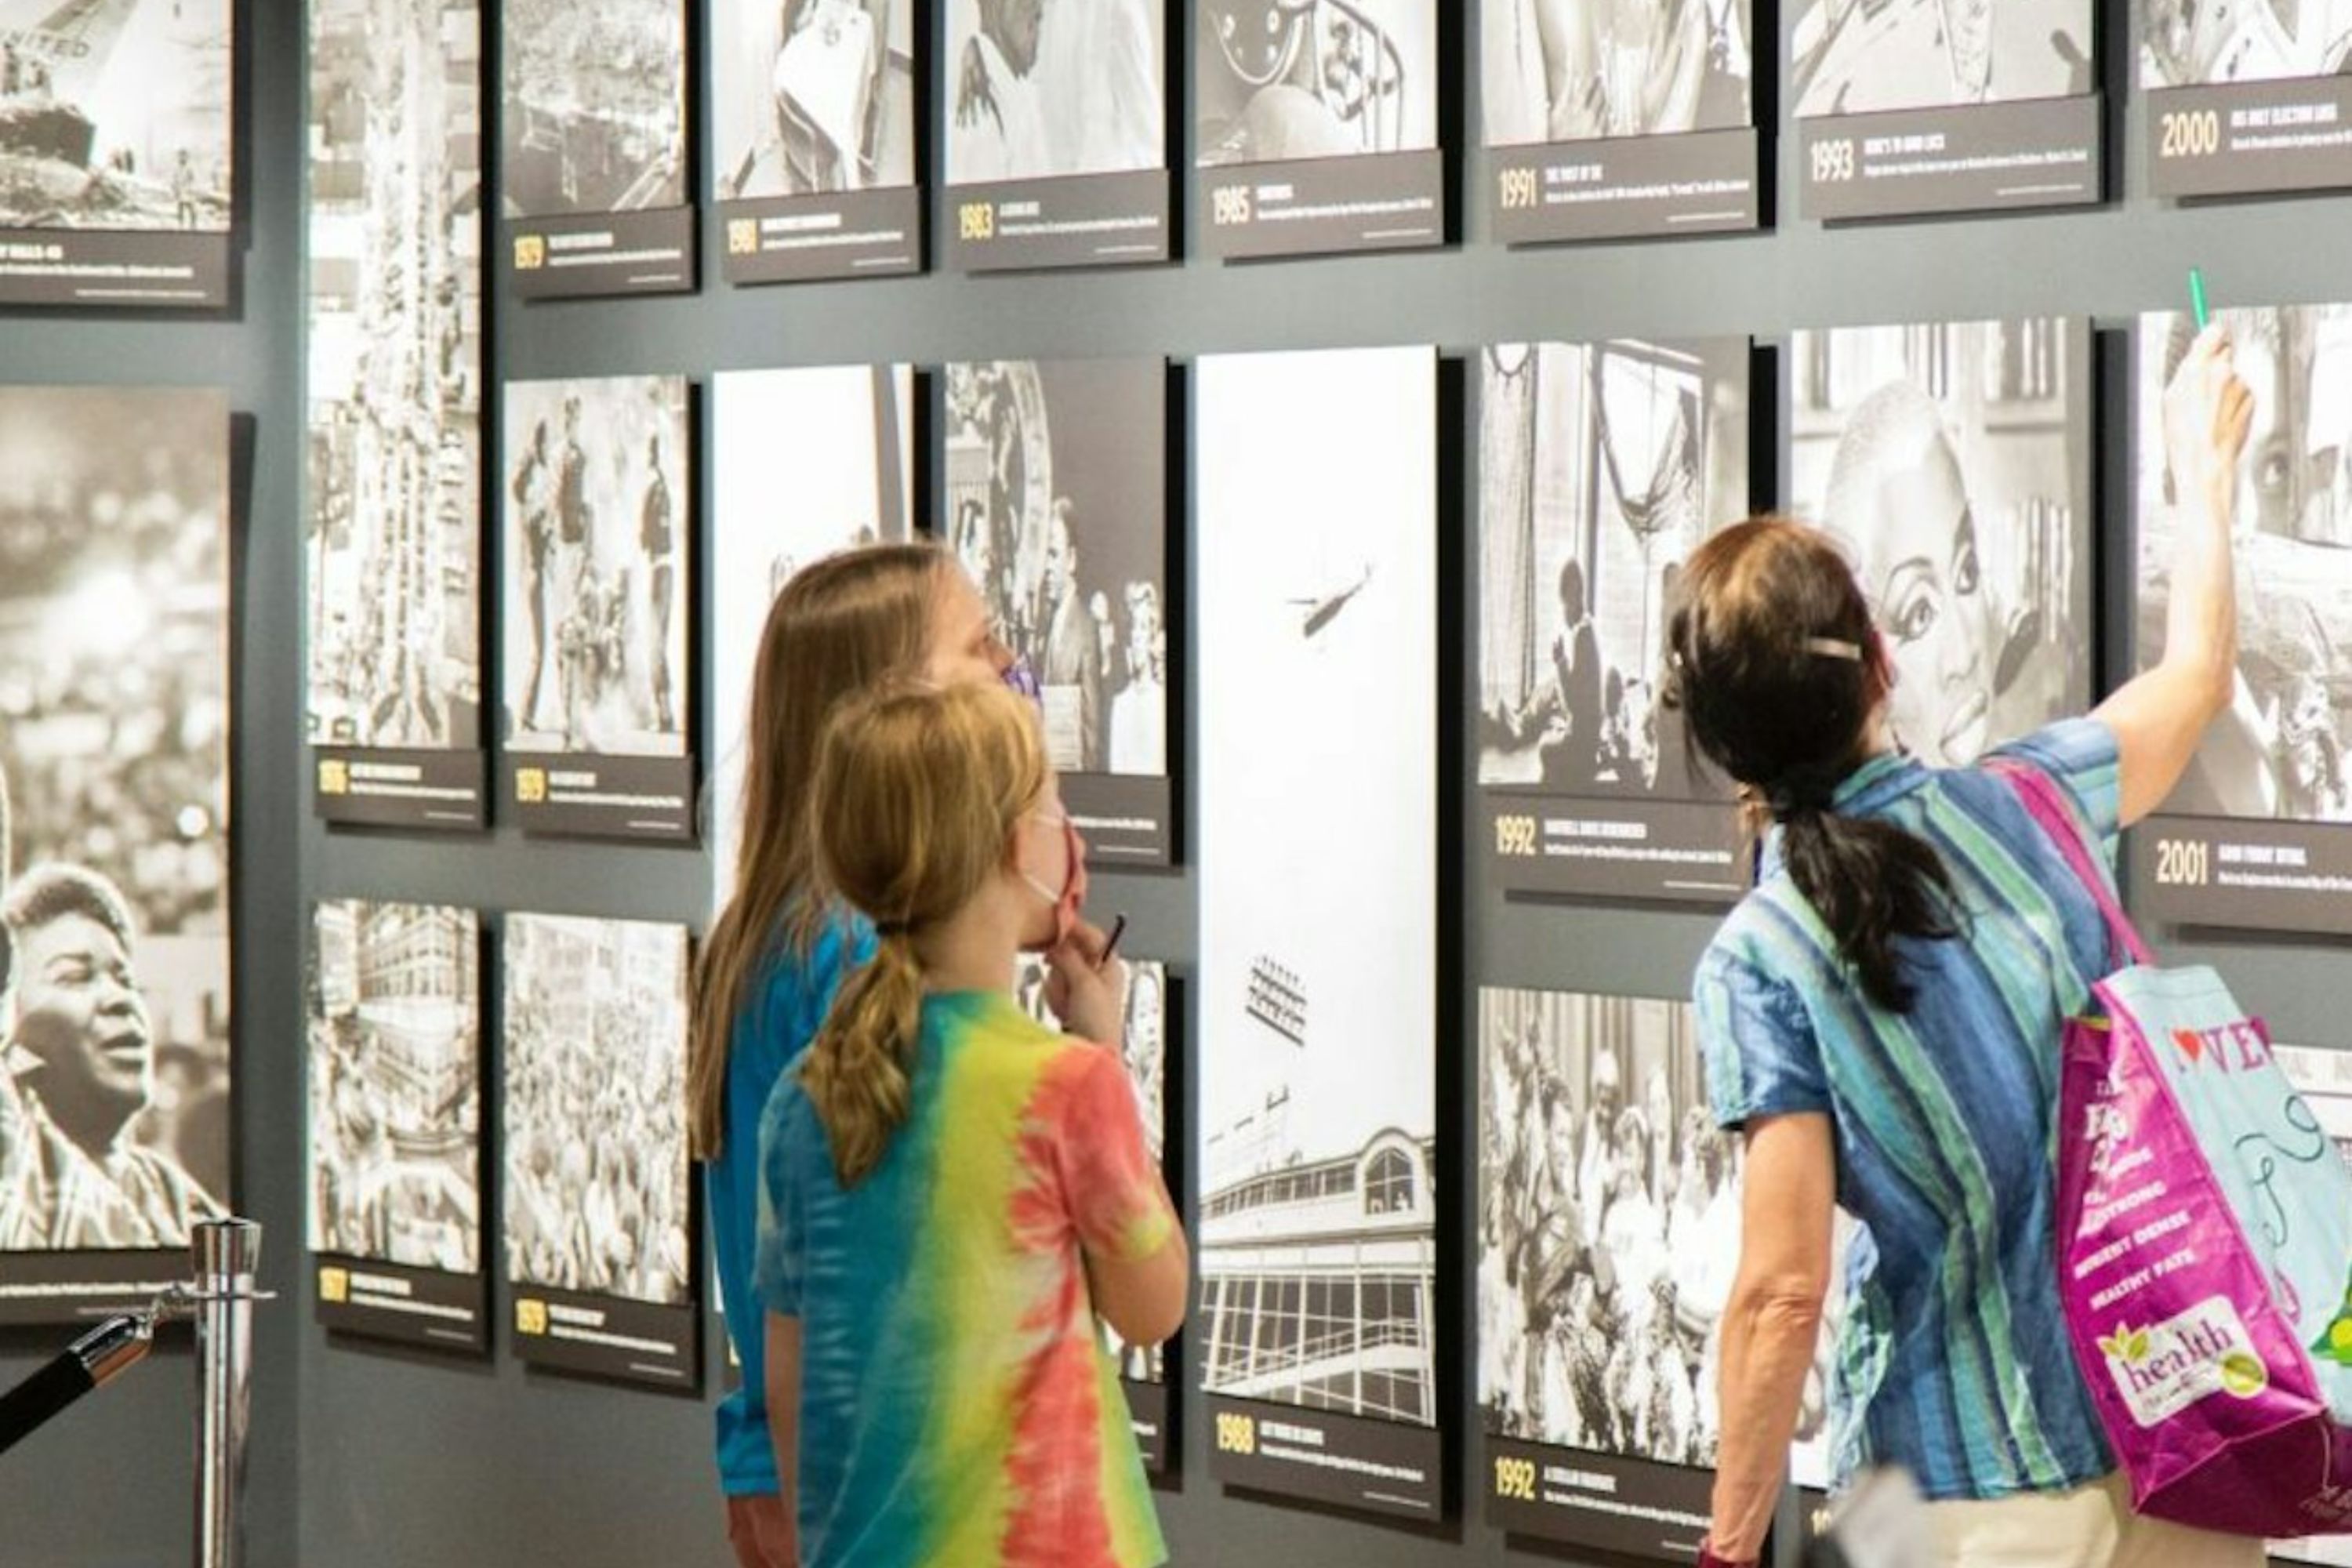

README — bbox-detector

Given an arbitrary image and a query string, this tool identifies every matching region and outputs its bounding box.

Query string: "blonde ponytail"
[798,679,1047,1187]
[799,931,926,1186]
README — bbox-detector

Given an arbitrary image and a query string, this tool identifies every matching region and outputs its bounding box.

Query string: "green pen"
[2190,267,2211,332]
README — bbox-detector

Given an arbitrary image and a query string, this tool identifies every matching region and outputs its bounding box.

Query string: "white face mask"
[1018,808,1087,953]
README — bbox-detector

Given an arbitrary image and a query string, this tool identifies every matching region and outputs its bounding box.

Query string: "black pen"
[1098,914,1128,971]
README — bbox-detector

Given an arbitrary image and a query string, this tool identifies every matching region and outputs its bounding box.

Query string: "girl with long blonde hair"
[757,678,1185,1568]
[691,543,1012,1568]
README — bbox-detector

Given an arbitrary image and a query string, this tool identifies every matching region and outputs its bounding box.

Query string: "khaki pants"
[1926,1475,2266,1568]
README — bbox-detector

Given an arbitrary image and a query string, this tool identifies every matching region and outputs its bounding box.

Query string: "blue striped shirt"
[1695,718,2121,1501]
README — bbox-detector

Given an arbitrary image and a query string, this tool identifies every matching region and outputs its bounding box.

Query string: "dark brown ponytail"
[1668,518,1955,1011]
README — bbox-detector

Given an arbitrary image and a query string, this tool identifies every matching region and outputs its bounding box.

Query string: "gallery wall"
[12,2,2352,1566]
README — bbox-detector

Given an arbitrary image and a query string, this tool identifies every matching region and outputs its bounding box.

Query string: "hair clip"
[1803,637,1864,662]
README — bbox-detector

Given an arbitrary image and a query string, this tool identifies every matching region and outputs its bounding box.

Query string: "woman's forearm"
[1707,1287,1824,1560]
[2161,474,2237,709]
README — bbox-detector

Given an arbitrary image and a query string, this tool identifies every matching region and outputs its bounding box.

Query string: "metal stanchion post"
[191,1218,261,1568]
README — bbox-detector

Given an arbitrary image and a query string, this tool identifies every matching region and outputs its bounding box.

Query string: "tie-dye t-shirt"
[756,989,1175,1568]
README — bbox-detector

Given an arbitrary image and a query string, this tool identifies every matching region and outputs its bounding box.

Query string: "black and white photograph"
[1196,0,1436,165]
[1014,953,1170,1384]
[1195,346,1441,1518]
[499,376,692,839]
[1789,319,2092,771]
[1194,0,1445,256]
[1479,339,1747,800]
[307,0,486,827]
[2142,0,2352,86]
[2132,307,2352,932]
[716,0,915,199]
[945,0,1165,184]
[943,358,1171,862]
[308,901,485,1349]
[498,0,692,296]
[712,0,921,281]
[1477,989,1736,1552]
[503,913,699,1387]
[0,387,231,1322]
[0,0,233,303]
[1791,0,2093,117]
[2138,307,2352,825]
[0,0,230,229]
[709,364,914,909]
[1484,0,1751,145]
[500,0,685,219]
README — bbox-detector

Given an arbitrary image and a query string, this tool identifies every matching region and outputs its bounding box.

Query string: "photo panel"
[499,375,695,840]
[307,0,488,828]
[1483,0,1759,242]
[942,358,1172,863]
[0,0,234,304]
[1477,989,1733,1558]
[2131,304,2352,933]
[713,0,923,281]
[1477,337,1750,902]
[1788,318,2093,771]
[2142,0,2352,86]
[942,0,1171,270]
[1014,953,1177,1470]
[708,364,916,911]
[1791,0,2100,220]
[499,0,694,295]
[503,913,699,1389]
[0,387,232,1323]
[1195,0,1443,257]
[1196,345,1441,1519]
[308,901,485,1352]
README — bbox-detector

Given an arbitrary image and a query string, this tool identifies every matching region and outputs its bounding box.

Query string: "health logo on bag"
[2100,1296,2270,1426]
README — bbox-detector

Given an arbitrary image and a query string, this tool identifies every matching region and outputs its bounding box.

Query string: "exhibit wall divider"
[16,2,2352,1566]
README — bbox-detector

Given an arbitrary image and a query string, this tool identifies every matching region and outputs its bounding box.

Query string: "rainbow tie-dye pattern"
[757,989,1174,1568]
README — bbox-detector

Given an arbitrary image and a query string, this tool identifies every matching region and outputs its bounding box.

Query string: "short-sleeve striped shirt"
[1695,718,2122,1501]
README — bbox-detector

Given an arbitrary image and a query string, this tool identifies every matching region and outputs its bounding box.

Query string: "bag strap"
[1988,759,2154,969]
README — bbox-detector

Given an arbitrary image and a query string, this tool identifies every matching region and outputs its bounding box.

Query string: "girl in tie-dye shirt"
[756,679,1186,1568]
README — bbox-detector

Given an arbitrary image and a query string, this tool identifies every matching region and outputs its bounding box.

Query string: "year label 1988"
[1214,1411,1256,1455]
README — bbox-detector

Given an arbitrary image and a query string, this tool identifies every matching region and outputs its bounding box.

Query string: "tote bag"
[1997,760,2352,1537]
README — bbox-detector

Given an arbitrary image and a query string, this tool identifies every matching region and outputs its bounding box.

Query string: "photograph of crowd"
[308,901,480,1275]
[943,358,1166,778]
[1477,339,1748,800]
[0,387,231,1253]
[0,0,230,230]
[2142,0,2352,87]
[715,0,916,199]
[1483,0,1750,147]
[2138,306,2352,825]
[307,0,483,753]
[499,0,686,219]
[1792,0,2091,117]
[945,0,1164,184]
[503,915,691,1308]
[1789,319,2090,771]
[709,364,914,908]
[1196,0,1436,167]
[501,376,690,759]
[1014,954,1169,1382]
[1196,347,1438,1426]
[1478,989,1734,1468]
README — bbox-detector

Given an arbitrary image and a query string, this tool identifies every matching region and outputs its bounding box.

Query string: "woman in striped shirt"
[1678,327,2254,1568]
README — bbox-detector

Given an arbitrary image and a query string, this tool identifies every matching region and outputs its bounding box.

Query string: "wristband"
[1697,1543,1756,1568]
